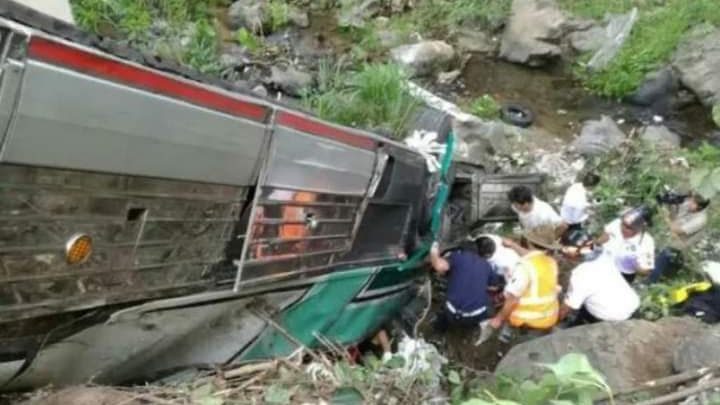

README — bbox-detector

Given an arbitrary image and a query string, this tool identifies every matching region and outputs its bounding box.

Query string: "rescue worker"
[488,227,561,336]
[558,229,640,327]
[429,240,502,332]
[475,234,520,279]
[560,172,600,242]
[508,186,567,238]
[596,205,655,284]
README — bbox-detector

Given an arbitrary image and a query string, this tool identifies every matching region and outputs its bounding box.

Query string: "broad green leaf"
[265,384,291,404]
[541,353,596,382]
[448,370,461,385]
[550,401,575,405]
[384,356,405,369]
[331,387,364,405]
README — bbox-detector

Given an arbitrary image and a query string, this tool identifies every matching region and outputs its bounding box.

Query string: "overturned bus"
[0,2,458,389]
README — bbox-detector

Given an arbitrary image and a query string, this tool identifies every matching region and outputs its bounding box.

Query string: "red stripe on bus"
[276,112,377,150]
[28,37,268,122]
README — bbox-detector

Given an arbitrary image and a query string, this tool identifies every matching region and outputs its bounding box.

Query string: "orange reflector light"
[65,234,93,265]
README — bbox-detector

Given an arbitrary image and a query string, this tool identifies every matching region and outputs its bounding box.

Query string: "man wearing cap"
[559,230,640,326]
[596,205,655,284]
[488,226,561,334]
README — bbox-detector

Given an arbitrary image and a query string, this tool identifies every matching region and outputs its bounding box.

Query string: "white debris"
[404,130,447,172]
[395,335,447,386]
[653,115,664,123]
[703,261,720,285]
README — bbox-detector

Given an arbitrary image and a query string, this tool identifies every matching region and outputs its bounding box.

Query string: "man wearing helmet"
[596,205,656,284]
[559,229,640,326]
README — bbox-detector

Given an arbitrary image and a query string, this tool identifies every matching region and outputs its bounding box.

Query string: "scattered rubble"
[571,115,626,156]
[640,125,681,149]
[391,41,456,77]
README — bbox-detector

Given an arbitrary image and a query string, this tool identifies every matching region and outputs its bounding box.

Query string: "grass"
[302,62,419,138]
[387,0,512,38]
[268,0,290,32]
[70,0,226,74]
[235,28,263,53]
[564,0,720,97]
[468,94,501,119]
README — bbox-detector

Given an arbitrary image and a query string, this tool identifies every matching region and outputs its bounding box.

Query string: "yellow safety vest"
[509,251,559,330]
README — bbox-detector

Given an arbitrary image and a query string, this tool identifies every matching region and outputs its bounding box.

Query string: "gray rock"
[390,41,455,77]
[672,26,720,107]
[499,0,568,67]
[437,70,461,85]
[219,44,251,68]
[455,29,496,54]
[674,325,720,373]
[288,7,310,28]
[337,0,382,28]
[571,115,626,156]
[267,66,313,96]
[568,25,606,53]
[639,125,681,149]
[496,318,707,392]
[228,0,269,33]
[628,67,678,108]
[252,84,269,98]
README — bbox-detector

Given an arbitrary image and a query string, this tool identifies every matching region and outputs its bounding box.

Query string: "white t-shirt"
[565,254,640,321]
[512,197,564,230]
[602,219,655,275]
[483,234,520,277]
[504,262,529,298]
[561,183,590,225]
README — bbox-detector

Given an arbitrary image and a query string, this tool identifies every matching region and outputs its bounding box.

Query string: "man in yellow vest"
[488,227,561,335]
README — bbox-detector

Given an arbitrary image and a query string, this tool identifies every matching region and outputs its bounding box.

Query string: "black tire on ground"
[500,103,535,128]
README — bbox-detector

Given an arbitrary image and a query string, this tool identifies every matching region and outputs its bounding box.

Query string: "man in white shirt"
[560,172,600,230]
[559,229,640,326]
[596,206,655,284]
[508,186,567,236]
[475,234,520,278]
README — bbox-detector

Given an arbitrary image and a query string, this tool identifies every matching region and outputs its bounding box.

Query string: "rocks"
[288,7,310,28]
[337,0,382,29]
[571,115,626,156]
[673,325,720,373]
[455,29,496,54]
[499,0,568,67]
[568,25,606,53]
[639,125,681,149]
[495,317,707,392]
[390,41,455,77]
[219,44,251,68]
[628,67,678,112]
[228,0,268,33]
[672,26,720,107]
[267,66,313,96]
[436,70,461,85]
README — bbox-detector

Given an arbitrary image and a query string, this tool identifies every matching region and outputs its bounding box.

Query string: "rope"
[413,277,433,337]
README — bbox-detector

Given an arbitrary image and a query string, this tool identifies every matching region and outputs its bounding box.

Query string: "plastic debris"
[588,8,638,71]
[404,130,447,172]
[395,335,447,386]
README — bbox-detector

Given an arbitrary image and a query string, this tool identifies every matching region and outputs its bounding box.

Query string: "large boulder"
[639,125,681,149]
[571,116,626,156]
[499,0,568,67]
[390,41,455,77]
[267,66,313,96]
[673,325,720,373]
[496,318,707,392]
[628,67,678,112]
[568,24,606,53]
[672,26,720,107]
[228,0,269,33]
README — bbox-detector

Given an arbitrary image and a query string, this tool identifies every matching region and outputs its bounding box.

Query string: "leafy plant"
[269,0,290,32]
[469,95,501,119]
[182,18,223,74]
[461,353,612,405]
[235,28,263,53]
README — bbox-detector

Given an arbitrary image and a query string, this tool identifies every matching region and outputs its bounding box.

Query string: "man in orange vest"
[487,227,561,336]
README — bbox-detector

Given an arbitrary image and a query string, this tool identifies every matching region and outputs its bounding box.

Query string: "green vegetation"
[268,0,290,32]
[70,0,228,74]
[235,28,263,53]
[565,0,720,97]
[455,353,612,405]
[302,61,419,138]
[389,0,511,37]
[713,104,720,128]
[468,95,501,120]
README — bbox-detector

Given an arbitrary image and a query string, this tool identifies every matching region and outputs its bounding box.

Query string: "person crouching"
[429,240,503,332]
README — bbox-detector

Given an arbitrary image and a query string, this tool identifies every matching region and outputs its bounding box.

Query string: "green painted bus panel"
[324,291,411,345]
[240,267,380,361]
